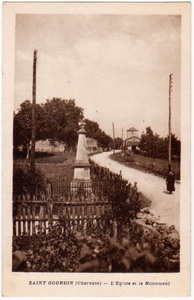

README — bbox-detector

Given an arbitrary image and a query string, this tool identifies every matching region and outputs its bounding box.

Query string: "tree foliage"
[13,99,114,154]
[13,221,180,272]
[13,98,83,153]
[13,100,47,153]
[114,137,123,149]
[84,119,113,149]
[90,162,141,227]
[139,127,180,159]
[43,98,83,147]
[13,162,46,200]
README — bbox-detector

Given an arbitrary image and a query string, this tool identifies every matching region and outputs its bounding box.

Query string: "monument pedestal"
[72,163,91,183]
[72,121,91,186]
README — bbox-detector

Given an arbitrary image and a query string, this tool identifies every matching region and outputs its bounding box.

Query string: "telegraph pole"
[122,128,124,150]
[30,50,37,198]
[112,122,115,155]
[168,74,173,172]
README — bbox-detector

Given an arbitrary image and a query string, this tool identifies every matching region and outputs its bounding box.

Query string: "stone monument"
[72,121,91,183]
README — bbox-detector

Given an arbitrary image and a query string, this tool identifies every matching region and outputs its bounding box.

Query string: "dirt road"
[91,151,180,231]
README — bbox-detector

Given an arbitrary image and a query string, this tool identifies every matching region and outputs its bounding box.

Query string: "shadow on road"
[163,191,171,194]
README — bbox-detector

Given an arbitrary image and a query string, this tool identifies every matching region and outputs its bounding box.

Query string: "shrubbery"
[111,151,180,180]
[13,221,179,272]
[90,162,141,230]
[13,163,46,200]
[139,127,180,159]
[12,159,180,273]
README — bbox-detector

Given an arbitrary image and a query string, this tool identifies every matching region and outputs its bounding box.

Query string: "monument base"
[71,169,92,192]
[73,165,91,182]
[71,178,92,185]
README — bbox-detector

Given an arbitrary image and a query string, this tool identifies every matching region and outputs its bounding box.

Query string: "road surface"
[91,151,180,231]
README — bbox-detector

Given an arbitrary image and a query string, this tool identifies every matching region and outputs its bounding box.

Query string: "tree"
[43,98,83,148]
[13,99,84,155]
[13,99,114,156]
[139,127,158,157]
[96,130,113,149]
[84,119,113,149]
[163,134,181,158]
[84,119,100,139]
[139,127,180,159]
[13,100,48,156]
[114,137,123,149]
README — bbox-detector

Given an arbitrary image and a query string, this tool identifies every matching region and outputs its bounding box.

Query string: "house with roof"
[85,138,98,152]
[35,139,65,153]
[124,127,141,151]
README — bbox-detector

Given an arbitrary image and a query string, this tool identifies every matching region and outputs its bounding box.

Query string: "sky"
[14,14,181,139]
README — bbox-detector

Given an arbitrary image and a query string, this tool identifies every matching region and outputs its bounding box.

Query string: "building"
[85,138,98,152]
[124,127,141,151]
[35,139,64,153]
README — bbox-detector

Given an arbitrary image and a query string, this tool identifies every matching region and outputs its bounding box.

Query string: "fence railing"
[13,179,112,236]
[13,163,140,237]
[13,200,111,236]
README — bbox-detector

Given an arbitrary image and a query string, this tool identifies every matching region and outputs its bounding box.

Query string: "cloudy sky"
[14,14,181,139]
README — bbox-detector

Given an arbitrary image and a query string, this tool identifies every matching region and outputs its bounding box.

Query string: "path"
[91,151,180,231]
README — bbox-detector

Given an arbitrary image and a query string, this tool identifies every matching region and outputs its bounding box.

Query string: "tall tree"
[13,98,84,154]
[13,99,114,155]
[84,119,113,148]
[13,100,47,155]
[43,98,83,148]
[139,126,180,159]
[114,137,123,149]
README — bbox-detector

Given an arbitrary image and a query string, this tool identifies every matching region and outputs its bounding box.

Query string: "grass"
[35,151,75,164]
[36,152,76,181]
[14,152,76,181]
[110,151,180,180]
[14,150,151,210]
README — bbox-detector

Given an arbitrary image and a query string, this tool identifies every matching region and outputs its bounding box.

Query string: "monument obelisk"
[72,121,91,183]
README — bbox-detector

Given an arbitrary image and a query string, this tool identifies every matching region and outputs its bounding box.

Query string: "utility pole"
[30,50,37,198]
[112,122,115,155]
[122,128,124,150]
[168,73,173,172]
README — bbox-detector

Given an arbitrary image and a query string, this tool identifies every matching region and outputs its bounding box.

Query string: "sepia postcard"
[2,2,191,298]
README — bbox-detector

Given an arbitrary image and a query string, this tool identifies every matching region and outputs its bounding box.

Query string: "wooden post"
[48,201,53,231]
[46,182,52,230]
[112,122,115,155]
[22,205,27,235]
[112,220,117,238]
[30,50,37,199]
[32,205,36,235]
[18,205,22,236]
[13,204,16,236]
[168,74,173,172]
[27,205,31,235]
[39,205,44,233]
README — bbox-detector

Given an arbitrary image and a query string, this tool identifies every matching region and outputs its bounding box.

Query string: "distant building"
[35,138,99,154]
[124,127,141,151]
[35,140,64,153]
[85,138,98,152]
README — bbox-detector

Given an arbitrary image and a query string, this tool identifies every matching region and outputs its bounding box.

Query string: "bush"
[12,222,179,272]
[111,151,180,180]
[90,162,141,236]
[13,163,46,200]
